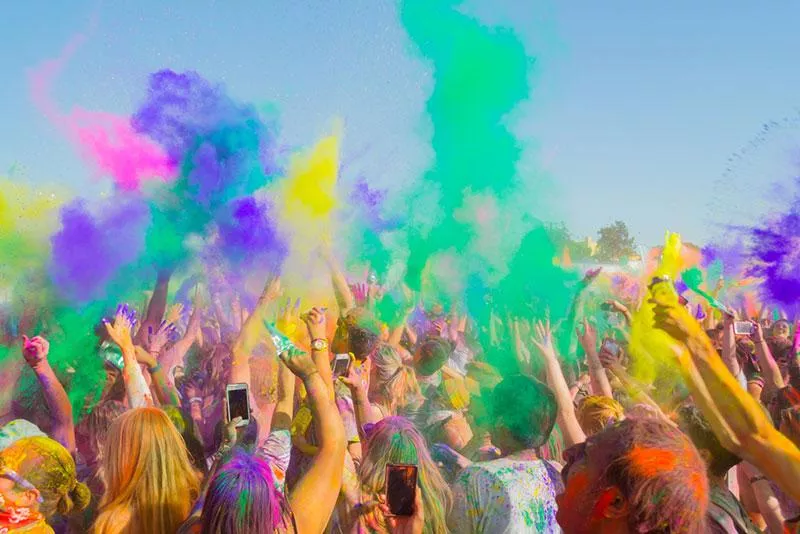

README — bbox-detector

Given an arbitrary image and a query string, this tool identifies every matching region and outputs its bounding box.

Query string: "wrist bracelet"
[189,397,203,405]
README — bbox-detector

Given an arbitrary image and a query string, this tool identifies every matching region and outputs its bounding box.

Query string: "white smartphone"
[734,321,755,336]
[225,383,250,428]
[331,353,353,378]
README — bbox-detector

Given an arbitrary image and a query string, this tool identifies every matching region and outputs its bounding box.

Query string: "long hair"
[93,407,201,534]
[200,449,292,534]
[370,344,422,415]
[359,417,451,534]
[0,436,91,518]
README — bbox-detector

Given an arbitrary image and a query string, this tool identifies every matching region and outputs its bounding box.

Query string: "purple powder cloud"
[49,197,150,303]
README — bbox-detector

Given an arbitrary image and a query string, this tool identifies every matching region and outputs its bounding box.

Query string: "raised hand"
[165,302,184,325]
[651,299,704,345]
[339,358,370,394]
[301,306,328,342]
[145,320,178,356]
[104,304,138,350]
[581,267,602,287]
[22,335,49,371]
[260,276,282,304]
[350,282,369,307]
[278,348,318,380]
[576,318,598,353]
[276,297,301,338]
[531,320,556,360]
[378,486,425,534]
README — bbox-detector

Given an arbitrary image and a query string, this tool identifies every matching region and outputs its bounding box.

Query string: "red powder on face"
[590,487,617,521]
[628,446,677,478]
[557,470,590,531]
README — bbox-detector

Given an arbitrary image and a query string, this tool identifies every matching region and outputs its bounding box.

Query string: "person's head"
[0,419,46,451]
[369,344,422,412]
[557,417,709,534]
[771,319,791,341]
[203,343,232,390]
[200,449,291,534]
[677,405,740,479]
[333,308,381,362]
[490,374,557,454]
[577,396,625,436]
[0,436,91,519]
[360,417,451,534]
[413,337,452,377]
[76,400,126,470]
[424,410,474,452]
[94,407,200,534]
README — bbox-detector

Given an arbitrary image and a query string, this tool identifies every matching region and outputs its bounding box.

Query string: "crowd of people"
[2,250,800,534]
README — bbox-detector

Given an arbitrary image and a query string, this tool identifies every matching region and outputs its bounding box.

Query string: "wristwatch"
[311,338,329,351]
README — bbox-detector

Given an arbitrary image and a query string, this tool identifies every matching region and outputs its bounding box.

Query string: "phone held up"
[225,383,250,428]
[734,321,755,336]
[385,464,417,517]
[601,338,620,357]
[331,353,353,378]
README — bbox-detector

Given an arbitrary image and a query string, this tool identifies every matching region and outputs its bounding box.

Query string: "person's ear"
[598,486,628,520]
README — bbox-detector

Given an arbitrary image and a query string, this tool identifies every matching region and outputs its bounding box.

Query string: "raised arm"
[653,300,800,502]
[576,319,613,398]
[133,270,171,346]
[340,359,382,443]
[104,305,152,409]
[270,356,296,433]
[135,346,180,407]
[322,244,355,312]
[532,320,586,448]
[281,345,346,534]
[301,306,335,400]
[21,335,75,454]
[751,320,785,392]
[719,313,742,380]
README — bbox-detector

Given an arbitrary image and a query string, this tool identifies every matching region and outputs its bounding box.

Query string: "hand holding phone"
[385,464,418,517]
[226,383,250,428]
[331,353,353,378]
[734,321,755,336]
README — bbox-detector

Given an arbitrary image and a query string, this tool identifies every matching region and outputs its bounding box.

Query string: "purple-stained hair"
[200,448,291,534]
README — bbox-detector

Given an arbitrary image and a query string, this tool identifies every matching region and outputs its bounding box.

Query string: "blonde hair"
[359,417,451,534]
[0,436,91,518]
[93,407,200,534]
[370,344,422,416]
[577,395,625,436]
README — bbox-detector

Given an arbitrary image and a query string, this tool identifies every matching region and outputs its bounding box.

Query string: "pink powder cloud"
[28,34,176,191]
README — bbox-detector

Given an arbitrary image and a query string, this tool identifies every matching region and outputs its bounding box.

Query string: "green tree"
[595,221,636,263]
[545,223,593,263]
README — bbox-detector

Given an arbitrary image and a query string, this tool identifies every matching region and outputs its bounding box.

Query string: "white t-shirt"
[449,457,563,533]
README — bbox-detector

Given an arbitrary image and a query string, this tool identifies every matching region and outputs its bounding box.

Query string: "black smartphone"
[226,383,250,428]
[385,464,417,516]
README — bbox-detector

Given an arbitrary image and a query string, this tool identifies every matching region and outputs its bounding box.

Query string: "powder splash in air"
[28,37,176,191]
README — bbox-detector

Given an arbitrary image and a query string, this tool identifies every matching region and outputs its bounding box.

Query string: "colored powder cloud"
[28,36,176,191]
[275,131,340,298]
[49,197,150,303]
[400,0,575,341]
[134,69,280,269]
[0,178,65,291]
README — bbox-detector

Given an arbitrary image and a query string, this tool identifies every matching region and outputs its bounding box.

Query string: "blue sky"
[2,1,800,246]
